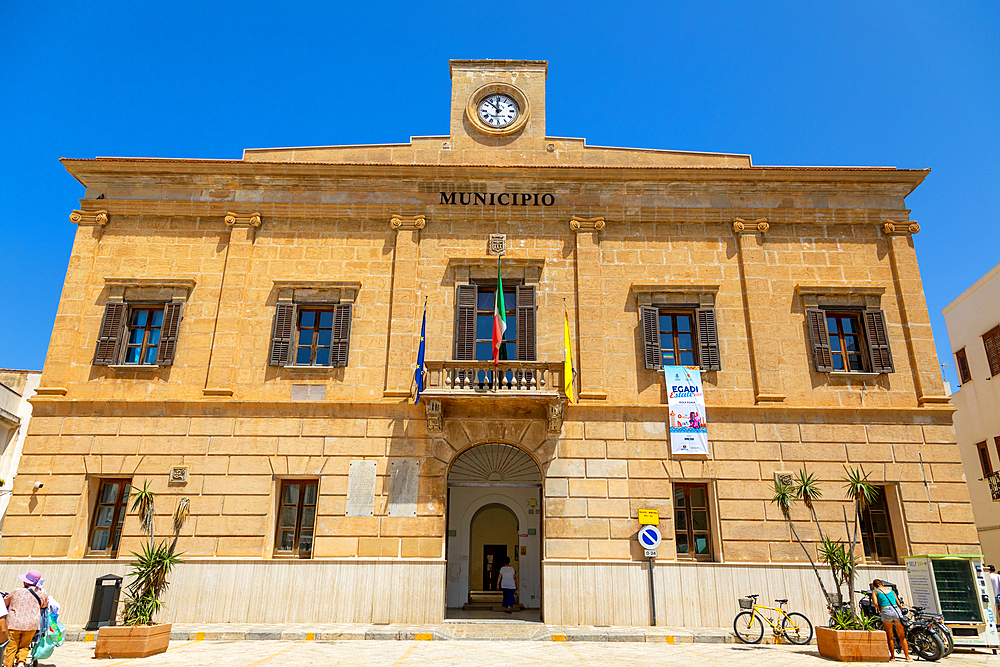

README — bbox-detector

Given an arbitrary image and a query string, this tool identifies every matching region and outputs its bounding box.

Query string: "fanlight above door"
[448,443,542,485]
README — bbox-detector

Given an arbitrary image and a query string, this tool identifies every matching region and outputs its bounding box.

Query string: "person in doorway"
[871,579,910,662]
[4,571,47,667]
[989,565,1000,617]
[497,557,517,614]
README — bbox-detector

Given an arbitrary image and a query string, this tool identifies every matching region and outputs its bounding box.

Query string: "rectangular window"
[673,483,712,560]
[274,479,318,558]
[859,486,897,563]
[455,283,536,362]
[977,441,993,477]
[984,326,1000,377]
[295,309,335,366]
[805,307,894,374]
[269,303,353,367]
[659,312,696,367]
[826,312,866,371]
[995,437,1000,470]
[640,306,720,371]
[93,302,183,366]
[88,478,131,557]
[955,348,972,384]
[123,307,164,365]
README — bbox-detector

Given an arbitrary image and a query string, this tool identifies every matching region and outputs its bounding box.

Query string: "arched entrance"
[446,442,542,618]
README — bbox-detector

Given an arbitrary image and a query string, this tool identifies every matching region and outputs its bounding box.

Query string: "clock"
[477,94,519,129]
[465,84,529,136]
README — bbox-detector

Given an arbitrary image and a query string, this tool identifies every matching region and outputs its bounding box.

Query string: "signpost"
[637,525,662,625]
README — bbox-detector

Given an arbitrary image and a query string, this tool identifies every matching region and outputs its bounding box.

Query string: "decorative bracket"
[733,218,768,234]
[882,220,920,235]
[547,400,565,434]
[225,212,262,228]
[390,215,426,231]
[69,210,108,226]
[569,216,606,232]
[425,399,443,433]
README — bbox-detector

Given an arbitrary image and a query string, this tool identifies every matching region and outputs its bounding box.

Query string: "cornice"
[631,282,720,295]
[105,277,197,289]
[69,200,919,227]
[795,284,886,297]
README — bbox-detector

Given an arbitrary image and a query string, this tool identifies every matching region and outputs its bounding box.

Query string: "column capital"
[69,209,108,226]
[390,214,426,231]
[732,217,768,234]
[881,219,920,235]
[224,211,262,228]
[569,216,605,232]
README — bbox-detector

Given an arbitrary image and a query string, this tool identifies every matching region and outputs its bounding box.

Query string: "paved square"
[37,640,999,666]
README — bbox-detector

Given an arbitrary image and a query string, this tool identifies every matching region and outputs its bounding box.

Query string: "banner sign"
[665,366,709,455]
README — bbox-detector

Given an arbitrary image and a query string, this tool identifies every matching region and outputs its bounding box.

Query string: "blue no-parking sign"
[637,525,662,550]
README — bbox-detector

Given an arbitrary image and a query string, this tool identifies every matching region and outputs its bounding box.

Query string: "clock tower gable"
[449,60,547,149]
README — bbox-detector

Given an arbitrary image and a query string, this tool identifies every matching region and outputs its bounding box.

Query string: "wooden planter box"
[816,626,891,662]
[94,623,172,658]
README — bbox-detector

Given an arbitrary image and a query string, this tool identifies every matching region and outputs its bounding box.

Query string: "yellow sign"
[638,509,659,525]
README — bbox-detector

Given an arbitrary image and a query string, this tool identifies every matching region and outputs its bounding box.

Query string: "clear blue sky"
[2,1,997,387]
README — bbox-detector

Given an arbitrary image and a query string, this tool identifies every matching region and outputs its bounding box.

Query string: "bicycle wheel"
[779,612,813,645]
[909,628,944,662]
[733,611,764,644]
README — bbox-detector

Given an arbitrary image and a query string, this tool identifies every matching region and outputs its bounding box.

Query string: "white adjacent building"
[0,370,42,533]
[943,262,1000,566]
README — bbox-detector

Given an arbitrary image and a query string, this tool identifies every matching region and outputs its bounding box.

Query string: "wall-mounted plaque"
[388,459,419,517]
[346,460,377,517]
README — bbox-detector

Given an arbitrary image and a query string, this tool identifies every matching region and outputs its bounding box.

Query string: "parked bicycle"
[733,594,813,645]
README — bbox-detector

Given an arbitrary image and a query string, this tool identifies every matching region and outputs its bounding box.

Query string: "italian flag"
[492,260,506,366]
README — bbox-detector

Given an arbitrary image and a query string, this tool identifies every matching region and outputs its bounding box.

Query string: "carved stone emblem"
[547,401,565,434]
[425,399,443,433]
[169,466,189,484]
[488,234,507,256]
[774,471,794,488]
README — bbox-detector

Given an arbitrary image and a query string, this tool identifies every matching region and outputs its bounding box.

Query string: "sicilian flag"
[492,260,507,366]
[413,299,427,404]
[563,305,576,403]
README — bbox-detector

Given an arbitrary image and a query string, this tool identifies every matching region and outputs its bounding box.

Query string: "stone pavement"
[65,621,754,643]
[37,638,1000,666]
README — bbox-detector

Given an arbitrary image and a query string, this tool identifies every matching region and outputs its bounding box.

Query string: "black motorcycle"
[858,588,946,661]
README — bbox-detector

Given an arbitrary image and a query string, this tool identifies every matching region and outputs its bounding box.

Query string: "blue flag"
[414,300,427,404]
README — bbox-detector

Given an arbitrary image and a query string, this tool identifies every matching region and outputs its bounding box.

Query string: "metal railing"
[987,471,1000,502]
[422,360,564,396]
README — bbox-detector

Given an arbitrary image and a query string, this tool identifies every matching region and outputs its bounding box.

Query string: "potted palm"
[771,466,890,662]
[95,483,189,659]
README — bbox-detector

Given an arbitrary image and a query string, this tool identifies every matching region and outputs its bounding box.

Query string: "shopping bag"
[32,632,56,660]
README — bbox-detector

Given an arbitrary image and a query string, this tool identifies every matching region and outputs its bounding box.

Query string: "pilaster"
[571,217,608,401]
[203,212,261,397]
[882,221,949,406]
[733,219,785,404]
[384,215,425,398]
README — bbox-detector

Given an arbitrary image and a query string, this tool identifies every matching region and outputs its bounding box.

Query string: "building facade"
[0,60,978,628]
[0,370,42,534]
[943,262,1000,566]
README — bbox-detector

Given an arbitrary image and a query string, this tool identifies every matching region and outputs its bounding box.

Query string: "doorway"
[445,442,542,620]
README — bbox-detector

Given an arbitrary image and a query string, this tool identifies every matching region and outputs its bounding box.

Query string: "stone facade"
[1,60,977,626]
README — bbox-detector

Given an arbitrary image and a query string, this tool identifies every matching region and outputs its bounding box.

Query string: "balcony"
[419,360,567,435]
[422,360,565,398]
[987,471,1000,502]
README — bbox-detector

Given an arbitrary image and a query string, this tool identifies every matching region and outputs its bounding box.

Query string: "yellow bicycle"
[733,594,813,644]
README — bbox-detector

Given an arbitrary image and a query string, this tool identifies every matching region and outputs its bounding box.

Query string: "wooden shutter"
[331,303,353,368]
[695,308,721,371]
[516,284,537,361]
[455,284,477,360]
[155,302,184,366]
[806,308,834,372]
[955,348,971,384]
[269,303,296,366]
[985,327,1000,377]
[640,306,662,370]
[863,310,895,374]
[93,302,127,365]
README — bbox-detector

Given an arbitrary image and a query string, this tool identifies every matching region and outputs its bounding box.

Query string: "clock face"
[477,94,519,129]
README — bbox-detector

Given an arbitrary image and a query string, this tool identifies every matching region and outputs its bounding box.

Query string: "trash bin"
[85,574,123,630]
